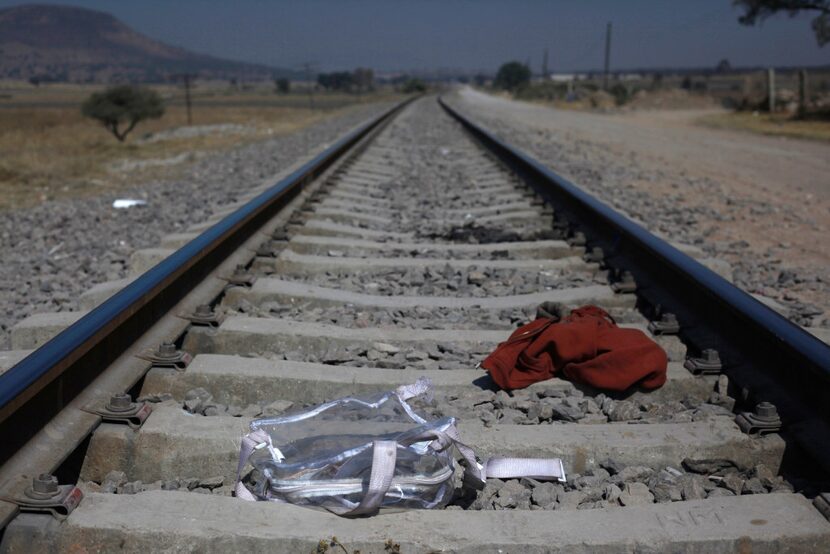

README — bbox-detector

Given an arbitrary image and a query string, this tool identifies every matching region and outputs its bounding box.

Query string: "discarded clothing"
[481,305,668,392]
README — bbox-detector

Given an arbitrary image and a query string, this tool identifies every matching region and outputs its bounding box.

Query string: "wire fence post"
[766,68,775,114]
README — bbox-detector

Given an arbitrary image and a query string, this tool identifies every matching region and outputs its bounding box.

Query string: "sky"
[1,0,827,72]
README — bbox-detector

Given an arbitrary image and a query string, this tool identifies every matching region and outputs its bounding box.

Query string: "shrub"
[494,62,531,91]
[275,78,290,93]
[609,83,631,106]
[81,85,164,142]
[401,78,427,93]
[514,81,567,101]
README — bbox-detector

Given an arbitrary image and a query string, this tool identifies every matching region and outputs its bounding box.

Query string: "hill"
[0,4,294,82]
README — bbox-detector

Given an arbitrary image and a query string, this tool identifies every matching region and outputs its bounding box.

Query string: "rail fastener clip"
[136,342,192,371]
[81,393,152,429]
[735,402,783,435]
[684,349,724,375]
[0,474,83,521]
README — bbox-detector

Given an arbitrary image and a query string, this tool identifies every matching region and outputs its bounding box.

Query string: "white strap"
[441,424,486,484]
[342,440,397,516]
[234,480,257,501]
[234,429,270,501]
[439,424,565,484]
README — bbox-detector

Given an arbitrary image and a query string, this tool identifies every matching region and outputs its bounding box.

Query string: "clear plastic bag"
[234,378,565,516]
[238,378,458,514]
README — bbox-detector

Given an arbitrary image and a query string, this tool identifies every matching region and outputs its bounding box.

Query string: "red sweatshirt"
[481,306,668,392]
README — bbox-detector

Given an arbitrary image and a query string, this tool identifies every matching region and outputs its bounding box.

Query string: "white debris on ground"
[112,199,147,209]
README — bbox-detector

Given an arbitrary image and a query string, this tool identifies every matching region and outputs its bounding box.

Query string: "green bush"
[401,78,427,93]
[275,78,290,93]
[81,85,164,142]
[609,83,631,106]
[494,62,531,91]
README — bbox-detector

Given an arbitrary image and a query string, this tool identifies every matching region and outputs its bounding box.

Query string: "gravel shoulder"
[0,102,394,348]
[450,88,830,328]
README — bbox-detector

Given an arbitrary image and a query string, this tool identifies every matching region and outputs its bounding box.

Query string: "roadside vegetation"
[488,61,725,111]
[0,81,403,209]
[698,110,830,142]
[480,3,830,141]
[695,69,830,142]
[401,78,427,94]
[485,60,830,142]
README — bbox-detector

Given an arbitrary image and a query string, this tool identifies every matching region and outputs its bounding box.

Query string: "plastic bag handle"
[234,429,270,502]
[339,440,398,516]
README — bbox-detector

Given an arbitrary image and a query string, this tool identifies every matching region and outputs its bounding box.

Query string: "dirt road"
[452,88,830,327]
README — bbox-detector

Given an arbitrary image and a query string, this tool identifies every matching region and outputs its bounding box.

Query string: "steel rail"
[0,98,412,439]
[439,96,830,467]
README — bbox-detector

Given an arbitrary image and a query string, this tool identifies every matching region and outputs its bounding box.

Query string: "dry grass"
[0,83,402,209]
[697,111,830,143]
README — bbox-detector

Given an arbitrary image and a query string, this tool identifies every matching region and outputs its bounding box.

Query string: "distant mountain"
[0,4,295,82]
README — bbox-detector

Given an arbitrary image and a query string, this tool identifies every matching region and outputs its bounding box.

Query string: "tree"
[275,78,290,93]
[494,61,531,91]
[353,68,374,92]
[317,71,355,91]
[81,85,164,142]
[734,0,830,46]
[716,58,733,73]
[401,78,427,93]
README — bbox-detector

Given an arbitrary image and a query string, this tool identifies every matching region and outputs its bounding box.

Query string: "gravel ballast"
[227,301,643,331]
[448,89,829,329]
[273,266,606,297]
[0,103,393,348]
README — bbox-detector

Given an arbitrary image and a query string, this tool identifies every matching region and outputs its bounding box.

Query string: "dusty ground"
[452,88,830,326]
[0,82,402,209]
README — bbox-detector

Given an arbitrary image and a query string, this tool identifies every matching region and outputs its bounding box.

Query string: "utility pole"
[603,22,612,90]
[767,68,775,114]
[173,74,194,125]
[302,62,316,111]
[798,69,808,118]
[183,74,193,125]
[542,48,549,79]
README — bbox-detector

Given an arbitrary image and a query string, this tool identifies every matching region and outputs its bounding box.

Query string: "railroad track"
[1,95,829,552]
